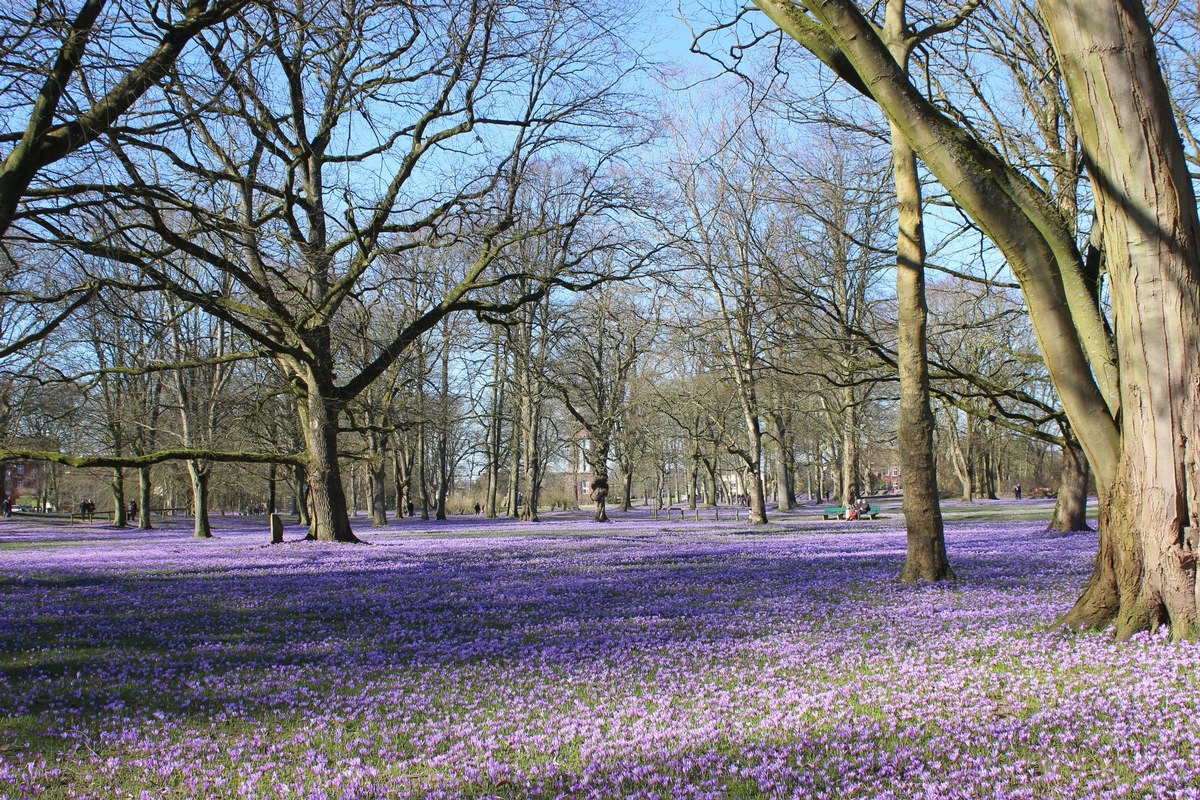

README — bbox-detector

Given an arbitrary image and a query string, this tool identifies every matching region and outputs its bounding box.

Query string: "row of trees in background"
[2,137,1078,530]
[3,268,1068,519]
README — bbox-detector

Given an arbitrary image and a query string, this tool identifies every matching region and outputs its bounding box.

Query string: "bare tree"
[0,0,250,237]
[25,0,644,540]
[551,283,658,521]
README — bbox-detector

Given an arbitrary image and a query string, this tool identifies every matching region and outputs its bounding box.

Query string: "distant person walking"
[1014,483,1022,500]
[128,500,138,521]
[3,496,12,517]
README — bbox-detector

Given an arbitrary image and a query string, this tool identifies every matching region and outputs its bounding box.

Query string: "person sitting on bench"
[848,496,870,520]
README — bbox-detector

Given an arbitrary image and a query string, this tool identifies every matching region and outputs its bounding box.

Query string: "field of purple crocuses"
[3,503,1200,799]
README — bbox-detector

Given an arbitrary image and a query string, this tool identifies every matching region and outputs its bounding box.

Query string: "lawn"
[2,501,1199,799]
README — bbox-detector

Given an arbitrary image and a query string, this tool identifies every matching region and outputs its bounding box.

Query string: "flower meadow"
[3,503,1200,799]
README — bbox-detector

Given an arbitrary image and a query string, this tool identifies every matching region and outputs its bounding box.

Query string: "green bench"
[823,506,880,520]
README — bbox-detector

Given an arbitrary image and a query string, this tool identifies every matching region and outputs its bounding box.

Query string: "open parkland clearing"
[3,500,1200,799]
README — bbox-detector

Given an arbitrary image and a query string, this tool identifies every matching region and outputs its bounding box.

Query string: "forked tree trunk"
[185,459,211,539]
[391,445,408,518]
[1049,435,1090,532]
[770,411,794,512]
[886,94,953,580]
[1043,0,1200,639]
[944,409,972,501]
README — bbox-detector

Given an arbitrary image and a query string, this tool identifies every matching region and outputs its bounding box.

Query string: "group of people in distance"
[77,499,139,522]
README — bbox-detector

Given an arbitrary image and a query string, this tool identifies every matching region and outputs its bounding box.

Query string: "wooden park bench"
[823,506,880,520]
[654,504,742,521]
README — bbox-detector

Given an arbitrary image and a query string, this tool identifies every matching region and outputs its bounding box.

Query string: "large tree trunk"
[506,419,521,518]
[943,408,972,501]
[840,399,858,504]
[484,341,504,518]
[769,411,794,512]
[111,467,127,527]
[299,390,358,542]
[688,457,700,510]
[185,459,211,539]
[435,342,451,521]
[368,457,387,526]
[293,463,311,527]
[1043,0,1200,639]
[267,463,276,515]
[366,427,387,527]
[739,403,769,523]
[591,474,609,522]
[886,80,953,581]
[520,404,541,523]
[1050,435,1090,532]
[137,466,152,531]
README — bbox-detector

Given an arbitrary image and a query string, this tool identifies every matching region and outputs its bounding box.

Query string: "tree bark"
[944,408,972,502]
[365,426,387,526]
[185,459,210,539]
[520,390,542,522]
[1042,0,1200,638]
[1050,435,1090,532]
[769,411,795,512]
[591,475,609,522]
[840,399,858,504]
[267,463,277,517]
[506,408,521,518]
[111,467,127,527]
[393,444,411,518]
[885,43,953,581]
[293,463,311,527]
[485,339,505,518]
[137,466,153,531]
[368,455,388,526]
[298,389,358,542]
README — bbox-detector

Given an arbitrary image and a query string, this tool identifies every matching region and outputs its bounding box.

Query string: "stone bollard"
[270,513,284,544]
